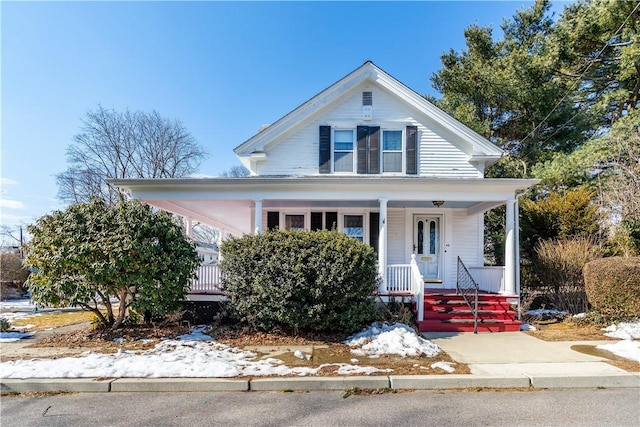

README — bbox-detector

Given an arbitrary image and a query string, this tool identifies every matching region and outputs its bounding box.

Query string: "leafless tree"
[220,165,250,177]
[56,106,208,204]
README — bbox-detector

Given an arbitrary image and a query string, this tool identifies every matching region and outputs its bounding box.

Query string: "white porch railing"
[468,266,506,294]
[386,264,413,294]
[190,264,223,294]
[383,256,425,322]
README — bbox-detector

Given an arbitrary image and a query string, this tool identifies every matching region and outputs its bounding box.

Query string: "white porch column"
[378,198,388,293]
[502,199,516,295]
[254,199,263,234]
[185,216,193,239]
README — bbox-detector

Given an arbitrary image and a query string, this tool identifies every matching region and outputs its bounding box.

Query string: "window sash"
[343,215,364,242]
[285,214,305,231]
[333,130,354,172]
[383,130,403,173]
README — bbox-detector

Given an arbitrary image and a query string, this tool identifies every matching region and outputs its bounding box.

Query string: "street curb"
[389,374,531,389]
[2,374,640,394]
[249,376,390,391]
[110,378,249,392]
[529,373,640,389]
[1,378,114,394]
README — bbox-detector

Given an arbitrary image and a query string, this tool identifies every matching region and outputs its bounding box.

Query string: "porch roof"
[111,176,538,236]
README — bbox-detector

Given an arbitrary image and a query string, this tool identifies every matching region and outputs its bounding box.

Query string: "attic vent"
[362,91,373,106]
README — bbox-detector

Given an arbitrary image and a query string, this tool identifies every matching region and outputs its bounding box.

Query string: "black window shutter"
[319,126,331,174]
[357,126,368,174]
[267,212,280,230]
[357,126,380,174]
[406,125,418,175]
[368,127,380,174]
[369,212,380,253]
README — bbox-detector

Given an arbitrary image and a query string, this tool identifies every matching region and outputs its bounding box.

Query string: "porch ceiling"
[112,176,538,235]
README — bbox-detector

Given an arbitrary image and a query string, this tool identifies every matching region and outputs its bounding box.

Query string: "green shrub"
[583,257,640,320]
[0,317,11,332]
[529,238,603,313]
[520,187,600,261]
[220,229,379,334]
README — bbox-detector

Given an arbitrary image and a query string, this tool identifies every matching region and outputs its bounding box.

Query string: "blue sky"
[1,1,569,231]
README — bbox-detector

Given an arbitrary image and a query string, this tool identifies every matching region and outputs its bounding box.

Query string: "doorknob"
[413,243,416,251]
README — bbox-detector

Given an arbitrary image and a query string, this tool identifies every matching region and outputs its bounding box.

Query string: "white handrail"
[410,254,425,322]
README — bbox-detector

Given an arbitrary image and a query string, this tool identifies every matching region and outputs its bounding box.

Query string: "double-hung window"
[333,130,354,173]
[285,214,305,231]
[382,130,403,173]
[343,215,364,242]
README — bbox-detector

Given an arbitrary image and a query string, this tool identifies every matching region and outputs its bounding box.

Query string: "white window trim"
[281,212,308,231]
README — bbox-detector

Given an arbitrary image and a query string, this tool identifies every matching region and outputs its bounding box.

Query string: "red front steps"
[418,289,521,333]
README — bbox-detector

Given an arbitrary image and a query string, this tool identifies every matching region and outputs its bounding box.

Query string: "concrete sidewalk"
[423,332,640,389]
[1,329,639,394]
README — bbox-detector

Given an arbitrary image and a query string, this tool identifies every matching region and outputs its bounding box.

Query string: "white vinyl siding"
[387,208,406,264]
[447,209,483,283]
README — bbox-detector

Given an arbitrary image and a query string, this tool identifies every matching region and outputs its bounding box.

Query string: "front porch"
[188,259,520,332]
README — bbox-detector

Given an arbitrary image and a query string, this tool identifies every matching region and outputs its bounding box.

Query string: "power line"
[518,1,640,151]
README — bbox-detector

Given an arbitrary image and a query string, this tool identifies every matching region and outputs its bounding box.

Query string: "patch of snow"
[520,324,536,331]
[597,340,640,363]
[113,338,125,344]
[0,326,400,379]
[431,361,455,373]
[176,325,213,341]
[573,313,587,319]
[293,350,310,360]
[345,323,441,358]
[526,309,568,317]
[0,331,35,343]
[602,320,640,340]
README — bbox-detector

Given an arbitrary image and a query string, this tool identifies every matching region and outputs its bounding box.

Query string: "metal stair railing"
[456,256,479,334]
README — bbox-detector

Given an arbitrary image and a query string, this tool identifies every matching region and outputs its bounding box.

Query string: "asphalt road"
[2,388,639,426]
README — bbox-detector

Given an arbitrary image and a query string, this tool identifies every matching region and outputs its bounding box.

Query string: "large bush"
[25,198,200,329]
[520,187,600,261]
[527,238,603,313]
[220,229,379,334]
[584,257,640,320]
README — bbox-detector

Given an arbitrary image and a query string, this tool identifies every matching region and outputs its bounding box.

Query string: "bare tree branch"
[57,106,208,204]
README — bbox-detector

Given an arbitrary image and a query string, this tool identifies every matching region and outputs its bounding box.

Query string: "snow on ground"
[345,323,440,358]
[601,320,640,340]
[596,319,640,363]
[0,331,35,343]
[0,323,437,379]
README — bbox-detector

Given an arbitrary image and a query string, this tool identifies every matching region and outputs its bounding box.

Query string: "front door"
[413,216,441,280]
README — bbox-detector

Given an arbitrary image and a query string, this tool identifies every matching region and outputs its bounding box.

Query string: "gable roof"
[234,61,503,161]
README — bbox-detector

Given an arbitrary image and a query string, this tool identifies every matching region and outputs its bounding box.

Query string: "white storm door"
[413,216,441,279]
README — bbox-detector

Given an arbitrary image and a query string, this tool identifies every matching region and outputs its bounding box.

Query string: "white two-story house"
[113,61,537,332]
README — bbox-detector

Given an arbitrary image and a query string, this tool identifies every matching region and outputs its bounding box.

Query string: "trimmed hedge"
[220,229,379,334]
[583,257,640,319]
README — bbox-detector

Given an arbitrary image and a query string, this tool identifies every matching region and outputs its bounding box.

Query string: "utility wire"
[518,1,640,151]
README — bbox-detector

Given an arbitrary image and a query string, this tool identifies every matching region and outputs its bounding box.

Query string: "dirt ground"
[24,322,469,376]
